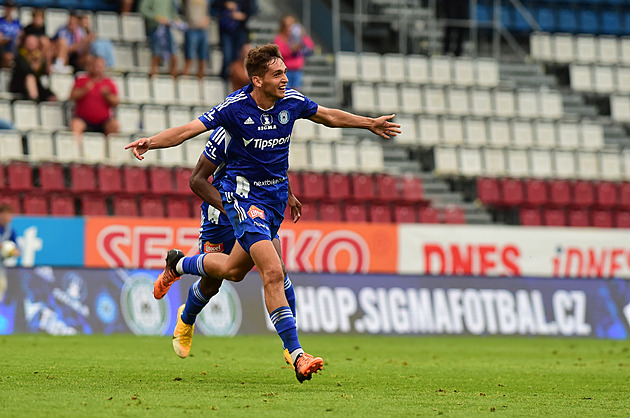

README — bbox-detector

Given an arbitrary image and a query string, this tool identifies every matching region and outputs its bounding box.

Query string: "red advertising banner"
[85,217,398,273]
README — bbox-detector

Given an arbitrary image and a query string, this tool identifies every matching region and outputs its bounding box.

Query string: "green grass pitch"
[1,334,628,416]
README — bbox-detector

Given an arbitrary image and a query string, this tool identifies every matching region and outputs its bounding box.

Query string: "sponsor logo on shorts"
[247,205,265,220]
[204,242,224,253]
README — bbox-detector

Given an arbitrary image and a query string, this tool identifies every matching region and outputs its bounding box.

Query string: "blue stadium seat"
[579,9,600,34]
[624,12,630,35]
[601,10,622,35]
[500,5,514,31]
[557,9,578,33]
[512,7,534,32]
[476,4,491,23]
[536,7,556,32]
[55,0,82,8]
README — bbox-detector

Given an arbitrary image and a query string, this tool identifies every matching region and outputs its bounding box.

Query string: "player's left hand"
[288,193,302,223]
[371,114,401,140]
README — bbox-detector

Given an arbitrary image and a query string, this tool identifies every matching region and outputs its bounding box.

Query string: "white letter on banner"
[532,290,556,335]
[408,288,434,333]
[335,287,357,333]
[480,290,498,334]
[496,290,517,335]
[388,287,410,334]
[358,288,380,334]
[553,290,574,336]
[433,289,454,333]
[296,286,320,332]
[377,288,392,333]
[572,291,591,336]
[447,289,464,334]
[462,289,485,335]
[515,290,536,335]
[317,286,338,333]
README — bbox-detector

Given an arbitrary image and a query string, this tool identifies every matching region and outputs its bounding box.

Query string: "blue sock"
[181,279,209,325]
[179,254,207,276]
[270,306,301,353]
[284,276,296,319]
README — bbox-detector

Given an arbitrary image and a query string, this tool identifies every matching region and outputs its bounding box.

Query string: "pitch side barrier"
[1,268,628,339]
[8,216,630,279]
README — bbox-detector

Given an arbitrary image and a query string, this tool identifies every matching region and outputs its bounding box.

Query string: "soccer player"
[159,126,301,366]
[125,43,400,382]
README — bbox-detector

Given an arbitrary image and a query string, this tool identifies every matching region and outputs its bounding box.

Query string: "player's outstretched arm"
[309,106,402,139]
[125,119,207,160]
[190,153,226,214]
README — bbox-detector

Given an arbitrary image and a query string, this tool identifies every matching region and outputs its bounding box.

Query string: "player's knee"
[261,266,284,288]
[199,277,222,297]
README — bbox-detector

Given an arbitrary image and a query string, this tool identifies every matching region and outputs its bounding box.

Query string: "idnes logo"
[247,205,265,220]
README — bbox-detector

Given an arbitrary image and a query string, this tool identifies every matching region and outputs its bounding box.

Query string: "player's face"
[260,58,288,100]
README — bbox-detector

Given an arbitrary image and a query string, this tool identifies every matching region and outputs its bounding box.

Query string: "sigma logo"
[204,242,224,253]
[258,113,277,130]
[248,205,265,220]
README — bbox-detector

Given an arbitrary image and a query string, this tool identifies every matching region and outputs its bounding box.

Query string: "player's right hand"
[125,137,151,160]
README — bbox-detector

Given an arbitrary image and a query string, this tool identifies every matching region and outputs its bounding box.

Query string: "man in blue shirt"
[126,43,400,382]
[160,126,301,367]
[0,0,22,68]
[0,203,20,304]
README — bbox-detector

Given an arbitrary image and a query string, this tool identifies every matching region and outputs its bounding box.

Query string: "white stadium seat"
[112,43,135,71]
[0,131,25,160]
[335,52,359,82]
[470,88,493,117]
[453,58,475,86]
[530,32,552,62]
[358,52,383,82]
[463,117,487,147]
[488,118,511,147]
[121,13,146,42]
[151,75,177,105]
[141,105,167,134]
[483,147,507,177]
[433,145,459,176]
[445,86,468,116]
[0,99,11,124]
[533,119,557,148]
[333,142,359,173]
[317,124,343,142]
[430,56,452,85]
[597,36,619,65]
[552,33,575,64]
[82,133,107,163]
[54,131,80,163]
[529,148,553,178]
[26,131,54,162]
[570,64,592,92]
[580,120,604,150]
[382,53,406,83]
[575,35,597,63]
[177,76,203,105]
[576,151,599,180]
[292,118,317,141]
[615,66,630,94]
[611,95,630,123]
[351,83,376,113]
[599,151,622,180]
[459,146,483,177]
[357,139,385,173]
[417,116,440,147]
[406,55,429,84]
[539,90,563,119]
[116,104,141,133]
[49,73,75,102]
[393,115,418,146]
[512,119,534,148]
[553,150,577,179]
[441,116,464,145]
[516,89,539,118]
[95,12,121,41]
[106,134,134,165]
[620,37,630,66]
[126,73,151,103]
[593,65,615,94]
[375,83,400,113]
[308,141,334,171]
[288,141,309,170]
[493,89,516,118]
[45,9,69,39]
[13,100,39,131]
[399,85,422,114]
[202,77,227,107]
[39,102,65,131]
[557,121,580,149]
[167,106,192,127]
[158,143,185,166]
[506,148,530,177]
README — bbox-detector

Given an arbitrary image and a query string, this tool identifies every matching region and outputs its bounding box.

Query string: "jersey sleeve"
[202,127,227,166]
[298,94,319,119]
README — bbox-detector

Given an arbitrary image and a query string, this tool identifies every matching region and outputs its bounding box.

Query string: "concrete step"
[562,104,600,118]
[502,74,558,88]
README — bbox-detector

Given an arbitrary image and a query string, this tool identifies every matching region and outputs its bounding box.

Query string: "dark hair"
[0,203,14,213]
[244,44,284,80]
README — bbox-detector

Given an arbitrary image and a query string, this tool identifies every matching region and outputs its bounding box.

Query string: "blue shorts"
[149,25,177,58]
[199,223,236,254]
[184,29,209,61]
[224,196,285,254]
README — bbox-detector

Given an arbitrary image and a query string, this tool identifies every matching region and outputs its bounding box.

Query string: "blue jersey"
[198,84,318,205]
[199,127,233,242]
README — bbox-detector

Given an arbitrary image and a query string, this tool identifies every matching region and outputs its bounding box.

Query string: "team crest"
[260,113,273,125]
[278,110,290,124]
[247,205,265,220]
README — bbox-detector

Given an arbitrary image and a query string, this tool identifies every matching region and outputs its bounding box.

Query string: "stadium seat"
[477,177,500,206]
[140,195,165,218]
[82,133,107,164]
[369,202,392,223]
[464,117,488,146]
[359,53,383,82]
[50,194,75,216]
[70,164,97,193]
[406,55,429,84]
[26,131,54,162]
[112,43,135,71]
[141,105,167,134]
[13,100,39,131]
[308,141,334,172]
[148,166,175,194]
[493,89,516,118]
[335,52,359,82]
[382,53,406,83]
[39,102,65,131]
[202,77,227,107]
[173,167,194,196]
[375,173,400,202]
[441,117,464,145]
[333,142,359,173]
[575,35,597,63]
[126,73,151,104]
[393,203,417,223]
[122,165,148,194]
[350,173,375,201]
[543,207,566,227]
[375,83,400,113]
[399,85,422,114]
[38,162,65,192]
[572,181,595,207]
[319,201,343,222]
[325,172,350,201]
[470,89,493,117]
[568,209,590,227]
[287,171,301,196]
[49,73,74,101]
[500,178,524,207]
[595,182,617,208]
[488,118,511,147]
[78,194,107,216]
[576,151,599,180]
[96,165,122,194]
[548,180,571,207]
[512,119,534,148]
[0,164,5,188]
[116,104,141,134]
[446,87,469,116]
[400,175,423,203]
[295,201,317,221]
[22,193,48,215]
[357,140,385,173]
[151,75,177,105]
[534,120,556,148]
[614,210,630,228]
[0,191,21,213]
[423,86,446,115]
[121,13,146,42]
[524,179,548,207]
[113,194,139,217]
[519,207,542,226]
[618,182,630,208]
[443,204,465,224]
[430,56,452,85]
[95,11,121,41]
[7,161,33,191]
[177,76,203,106]
[476,59,500,87]
[301,172,326,200]
[165,197,192,218]
[351,83,376,113]
[54,131,81,163]
[592,209,613,228]
[453,58,475,86]
[529,149,553,179]
[343,201,368,223]
[419,206,440,224]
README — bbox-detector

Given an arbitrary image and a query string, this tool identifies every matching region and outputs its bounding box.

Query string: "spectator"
[0,203,20,302]
[181,0,212,79]
[273,14,314,90]
[139,0,182,77]
[9,34,56,102]
[442,0,469,57]
[23,8,53,72]
[70,55,120,147]
[213,0,257,80]
[0,0,22,68]
[53,10,94,72]
[229,42,250,91]
[79,13,116,69]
